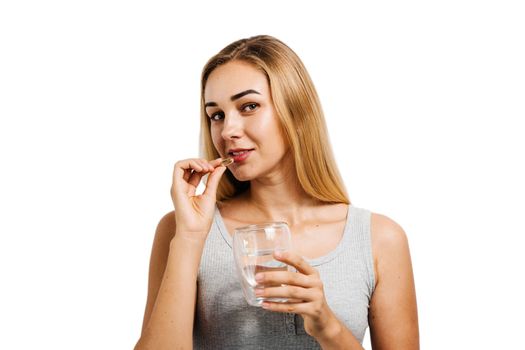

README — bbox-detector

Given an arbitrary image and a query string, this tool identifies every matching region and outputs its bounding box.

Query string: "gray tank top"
[194,205,375,349]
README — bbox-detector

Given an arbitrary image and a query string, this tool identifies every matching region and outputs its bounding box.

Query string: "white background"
[1,1,524,349]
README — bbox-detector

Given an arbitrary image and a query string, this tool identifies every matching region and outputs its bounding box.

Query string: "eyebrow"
[204,89,261,108]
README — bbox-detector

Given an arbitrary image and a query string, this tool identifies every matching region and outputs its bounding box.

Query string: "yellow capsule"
[221,157,234,166]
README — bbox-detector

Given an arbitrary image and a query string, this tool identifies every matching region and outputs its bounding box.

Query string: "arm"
[134,212,206,350]
[368,213,419,350]
[314,319,364,350]
[139,211,176,336]
[134,158,227,350]
[257,251,364,350]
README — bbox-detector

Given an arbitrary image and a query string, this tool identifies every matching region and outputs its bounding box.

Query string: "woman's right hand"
[170,157,228,243]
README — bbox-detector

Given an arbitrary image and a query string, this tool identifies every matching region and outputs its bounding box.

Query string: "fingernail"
[254,288,264,296]
[255,273,263,282]
[274,251,283,259]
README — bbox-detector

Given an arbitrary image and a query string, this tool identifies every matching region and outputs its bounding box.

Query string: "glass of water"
[232,222,293,307]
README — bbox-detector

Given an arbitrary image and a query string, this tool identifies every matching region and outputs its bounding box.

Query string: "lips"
[228,148,254,163]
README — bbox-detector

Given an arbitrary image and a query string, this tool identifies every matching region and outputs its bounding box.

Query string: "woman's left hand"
[254,250,340,339]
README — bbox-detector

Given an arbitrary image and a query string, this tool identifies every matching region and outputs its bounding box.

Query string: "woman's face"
[204,60,290,182]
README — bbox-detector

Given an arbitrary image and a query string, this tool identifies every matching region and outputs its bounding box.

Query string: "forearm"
[315,318,364,350]
[135,234,205,350]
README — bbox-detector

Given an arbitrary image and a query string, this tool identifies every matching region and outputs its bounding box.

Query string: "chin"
[229,167,257,182]
[230,173,254,182]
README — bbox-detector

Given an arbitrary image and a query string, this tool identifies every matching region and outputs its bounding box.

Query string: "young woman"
[135,35,419,349]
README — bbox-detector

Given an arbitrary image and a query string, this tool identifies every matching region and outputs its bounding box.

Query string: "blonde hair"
[200,35,349,204]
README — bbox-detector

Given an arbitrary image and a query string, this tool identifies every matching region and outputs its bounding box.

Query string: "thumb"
[203,165,227,199]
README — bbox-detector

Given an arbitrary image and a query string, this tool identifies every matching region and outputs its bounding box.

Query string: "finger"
[187,171,204,190]
[183,169,192,182]
[273,250,317,276]
[187,160,206,172]
[203,157,230,172]
[255,285,317,302]
[174,159,215,186]
[195,159,215,172]
[174,158,221,178]
[208,157,225,168]
[276,298,303,304]
[255,270,316,288]
[174,159,204,181]
[202,165,227,199]
[261,301,313,314]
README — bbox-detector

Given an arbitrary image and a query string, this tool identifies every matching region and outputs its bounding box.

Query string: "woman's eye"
[242,103,259,112]
[209,111,224,121]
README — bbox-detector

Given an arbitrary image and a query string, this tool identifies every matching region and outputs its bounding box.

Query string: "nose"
[220,112,244,140]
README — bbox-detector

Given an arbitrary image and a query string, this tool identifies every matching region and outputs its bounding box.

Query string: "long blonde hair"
[200,35,349,204]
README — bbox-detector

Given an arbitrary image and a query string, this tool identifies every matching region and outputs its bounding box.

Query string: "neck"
[243,161,320,226]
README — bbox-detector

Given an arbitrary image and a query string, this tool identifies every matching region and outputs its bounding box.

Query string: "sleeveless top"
[193,204,376,349]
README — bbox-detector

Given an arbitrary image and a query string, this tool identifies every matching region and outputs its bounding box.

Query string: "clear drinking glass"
[232,222,292,307]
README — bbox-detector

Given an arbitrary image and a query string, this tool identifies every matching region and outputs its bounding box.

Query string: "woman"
[135,35,419,349]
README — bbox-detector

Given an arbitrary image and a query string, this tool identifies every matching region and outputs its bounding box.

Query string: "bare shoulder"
[156,210,177,242]
[370,212,411,283]
[149,210,177,279]
[149,211,177,262]
[370,212,409,250]
[150,210,177,277]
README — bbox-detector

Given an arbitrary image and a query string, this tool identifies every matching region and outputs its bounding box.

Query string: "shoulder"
[370,212,408,249]
[153,210,177,249]
[157,210,176,234]
[370,212,411,283]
